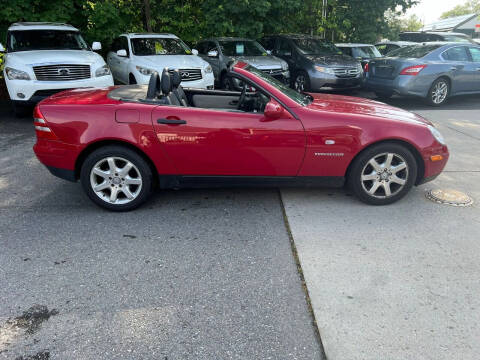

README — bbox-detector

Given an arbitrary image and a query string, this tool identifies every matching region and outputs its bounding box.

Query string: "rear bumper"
[33,139,80,179]
[366,75,430,97]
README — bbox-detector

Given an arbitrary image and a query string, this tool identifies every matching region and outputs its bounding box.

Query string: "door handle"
[157,118,187,125]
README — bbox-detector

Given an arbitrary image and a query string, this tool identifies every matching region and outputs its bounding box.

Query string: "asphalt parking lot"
[0,103,322,359]
[1,92,479,360]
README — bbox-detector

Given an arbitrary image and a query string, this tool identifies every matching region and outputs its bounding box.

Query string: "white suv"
[1,22,113,115]
[107,33,214,89]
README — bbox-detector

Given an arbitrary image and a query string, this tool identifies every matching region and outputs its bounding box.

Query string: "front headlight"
[314,65,335,75]
[204,65,212,73]
[136,66,154,76]
[428,125,446,145]
[5,67,31,80]
[281,62,288,71]
[357,63,364,72]
[95,64,111,77]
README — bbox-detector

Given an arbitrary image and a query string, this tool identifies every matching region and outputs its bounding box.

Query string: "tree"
[440,0,480,19]
[382,11,423,40]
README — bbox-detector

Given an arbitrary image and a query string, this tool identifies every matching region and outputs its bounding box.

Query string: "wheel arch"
[345,139,425,185]
[74,139,159,185]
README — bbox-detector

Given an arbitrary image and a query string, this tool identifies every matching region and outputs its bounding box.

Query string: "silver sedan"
[366,42,480,106]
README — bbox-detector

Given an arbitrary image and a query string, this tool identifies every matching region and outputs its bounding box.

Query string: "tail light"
[399,65,427,76]
[33,105,58,140]
[364,62,369,73]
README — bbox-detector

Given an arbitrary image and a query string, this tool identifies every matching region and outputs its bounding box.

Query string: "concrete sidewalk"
[282,102,480,360]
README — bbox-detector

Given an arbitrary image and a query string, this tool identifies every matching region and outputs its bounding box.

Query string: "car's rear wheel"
[348,143,417,205]
[426,77,449,106]
[80,146,153,211]
[293,71,310,92]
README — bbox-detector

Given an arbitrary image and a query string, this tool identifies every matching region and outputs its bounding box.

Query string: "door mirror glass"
[191,49,199,55]
[264,100,284,119]
[92,42,102,51]
[207,49,219,57]
[117,49,127,57]
[0,43,5,52]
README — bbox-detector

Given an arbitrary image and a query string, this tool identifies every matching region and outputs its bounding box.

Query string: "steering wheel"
[237,83,247,110]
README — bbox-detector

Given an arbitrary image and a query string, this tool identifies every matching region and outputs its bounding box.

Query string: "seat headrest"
[171,69,182,88]
[161,68,172,94]
[146,71,160,99]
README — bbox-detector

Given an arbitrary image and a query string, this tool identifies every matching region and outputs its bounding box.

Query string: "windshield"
[131,37,192,56]
[292,38,341,55]
[219,40,267,56]
[7,30,88,52]
[352,46,382,58]
[243,65,311,106]
[386,44,442,58]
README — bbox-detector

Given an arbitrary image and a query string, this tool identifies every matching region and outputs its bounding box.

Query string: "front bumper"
[365,75,430,98]
[5,75,114,103]
[309,72,363,91]
[417,144,449,185]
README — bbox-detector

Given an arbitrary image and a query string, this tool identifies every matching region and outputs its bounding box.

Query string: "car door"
[151,101,305,176]
[116,36,131,84]
[467,46,480,91]
[441,46,472,93]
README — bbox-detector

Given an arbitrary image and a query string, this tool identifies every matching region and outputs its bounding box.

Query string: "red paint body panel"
[33,62,449,184]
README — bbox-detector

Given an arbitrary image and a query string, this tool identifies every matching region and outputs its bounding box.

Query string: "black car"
[399,31,476,44]
[259,34,363,92]
[375,41,416,56]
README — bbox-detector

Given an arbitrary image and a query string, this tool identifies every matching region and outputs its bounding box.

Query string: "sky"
[404,0,469,25]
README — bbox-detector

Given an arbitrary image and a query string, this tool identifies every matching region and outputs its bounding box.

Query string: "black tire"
[293,71,310,92]
[426,77,449,106]
[129,74,137,85]
[12,102,31,118]
[348,143,417,205]
[80,145,153,211]
[220,74,233,90]
[374,91,393,100]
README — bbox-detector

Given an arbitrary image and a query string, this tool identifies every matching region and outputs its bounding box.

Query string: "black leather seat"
[171,69,189,106]
[158,69,181,106]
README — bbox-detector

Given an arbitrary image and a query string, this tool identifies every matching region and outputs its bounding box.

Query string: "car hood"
[134,54,208,69]
[306,93,432,125]
[6,50,104,66]
[306,54,358,66]
[226,55,285,69]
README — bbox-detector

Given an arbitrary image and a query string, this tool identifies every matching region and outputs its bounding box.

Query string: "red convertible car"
[33,62,449,211]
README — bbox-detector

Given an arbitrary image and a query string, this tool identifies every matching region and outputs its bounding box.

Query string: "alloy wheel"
[360,152,409,198]
[294,74,306,92]
[431,80,448,104]
[90,157,142,205]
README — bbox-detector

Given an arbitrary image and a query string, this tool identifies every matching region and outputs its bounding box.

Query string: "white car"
[107,33,214,89]
[1,22,113,116]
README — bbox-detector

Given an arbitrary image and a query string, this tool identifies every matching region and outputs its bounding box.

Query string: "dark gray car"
[366,42,480,106]
[259,34,363,92]
[375,41,416,56]
[195,37,289,89]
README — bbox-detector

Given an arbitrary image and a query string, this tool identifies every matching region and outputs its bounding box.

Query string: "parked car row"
[2,22,480,112]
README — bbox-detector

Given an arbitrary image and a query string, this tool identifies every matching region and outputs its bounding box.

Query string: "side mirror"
[264,100,284,120]
[117,49,127,57]
[207,49,218,57]
[0,43,5,52]
[92,42,102,51]
[266,50,272,55]
[191,49,199,55]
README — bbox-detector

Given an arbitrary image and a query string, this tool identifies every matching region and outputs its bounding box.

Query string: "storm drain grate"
[425,189,473,207]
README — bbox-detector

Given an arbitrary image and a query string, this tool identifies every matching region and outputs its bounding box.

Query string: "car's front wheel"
[293,71,310,92]
[348,143,417,205]
[426,77,449,106]
[80,146,153,211]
